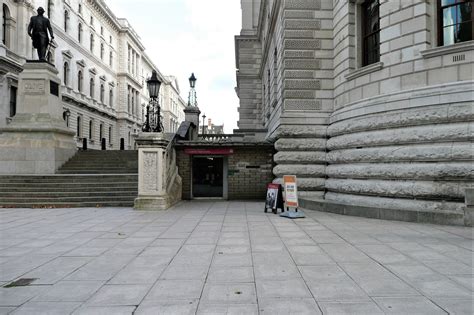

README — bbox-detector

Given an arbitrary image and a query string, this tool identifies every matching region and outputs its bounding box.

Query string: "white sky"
[105,0,242,133]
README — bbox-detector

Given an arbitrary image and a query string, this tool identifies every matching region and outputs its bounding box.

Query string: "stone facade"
[235,0,474,219]
[1,0,186,150]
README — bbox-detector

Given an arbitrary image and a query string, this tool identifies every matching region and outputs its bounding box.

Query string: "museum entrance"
[192,156,225,198]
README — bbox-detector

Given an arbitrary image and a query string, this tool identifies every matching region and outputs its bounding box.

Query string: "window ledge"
[421,41,474,59]
[344,62,384,81]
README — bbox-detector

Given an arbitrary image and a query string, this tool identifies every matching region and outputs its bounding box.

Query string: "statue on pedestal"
[27,7,54,62]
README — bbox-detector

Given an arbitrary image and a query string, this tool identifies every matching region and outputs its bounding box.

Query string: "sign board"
[283,175,299,209]
[264,183,284,214]
[184,148,234,155]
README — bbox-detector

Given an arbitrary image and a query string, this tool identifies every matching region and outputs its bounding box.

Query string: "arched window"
[128,131,131,146]
[64,10,69,31]
[109,51,113,67]
[2,4,11,48]
[109,89,113,107]
[78,23,82,42]
[100,43,104,60]
[89,78,95,98]
[100,84,105,103]
[63,62,69,86]
[131,92,135,115]
[108,126,112,144]
[89,120,93,140]
[90,34,94,52]
[76,116,81,137]
[78,4,82,15]
[77,70,83,92]
[99,124,103,141]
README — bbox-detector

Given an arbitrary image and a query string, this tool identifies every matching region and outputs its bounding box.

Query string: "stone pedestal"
[134,133,182,210]
[183,106,201,140]
[0,61,76,174]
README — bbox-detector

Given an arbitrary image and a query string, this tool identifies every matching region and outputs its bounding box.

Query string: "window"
[89,120,93,140]
[89,78,95,98]
[108,126,112,144]
[63,62,69,86]
[109,89,113,107]
[77,116,82,137]
[2,4,10,47]
[100,26,104,35]
[99,124,103,141]
[438,0,473,46]
[100,84,105,103]
[90,16,94,25]
[78,3,82,15]
[109,35,112,44]
[90,34,94,52]
[361,0,380,66]
[78,23,82,42]
[78,70,83,92]
[64,10,69,31]
[47,0,53,18]
[100,43,104,60]
[9,86,17,117]
[109,51,113,67]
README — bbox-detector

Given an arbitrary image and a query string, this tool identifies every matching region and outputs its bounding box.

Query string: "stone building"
[201,118,225,134]
[0,0,186,150]
[235,0,473,222]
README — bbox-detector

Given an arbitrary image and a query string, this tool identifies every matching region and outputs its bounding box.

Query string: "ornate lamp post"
[202,114,206,134]
[143,70,162,132]
[188,73,197,107]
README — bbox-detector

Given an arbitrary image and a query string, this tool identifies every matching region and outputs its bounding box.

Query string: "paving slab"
[0,201,471,313]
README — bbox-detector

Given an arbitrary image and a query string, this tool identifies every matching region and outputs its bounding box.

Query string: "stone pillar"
[183,106,200,140]
[134,133,182,210]
[0,62,76,174]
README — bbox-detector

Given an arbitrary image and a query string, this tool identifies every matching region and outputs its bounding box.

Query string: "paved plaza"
[0,202,472,314]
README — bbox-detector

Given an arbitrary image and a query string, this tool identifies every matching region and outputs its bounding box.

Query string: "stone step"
[0,196,137,203]
[57,170,138,174]
[0,201,135,208]
[0,188,137,193]
[0,191,137,197]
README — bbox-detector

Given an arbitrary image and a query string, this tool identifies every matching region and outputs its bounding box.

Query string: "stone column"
[0,62,76,174]
[134,133,181,210]
[183,106,200,140]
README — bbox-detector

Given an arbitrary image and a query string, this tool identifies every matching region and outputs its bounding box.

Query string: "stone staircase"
[0,150,138,208]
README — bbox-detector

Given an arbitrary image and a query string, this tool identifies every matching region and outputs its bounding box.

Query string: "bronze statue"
[28,7,54,61]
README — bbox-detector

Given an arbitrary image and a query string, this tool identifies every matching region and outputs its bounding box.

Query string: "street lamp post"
[202,114,206,134]
[142,70,162,132]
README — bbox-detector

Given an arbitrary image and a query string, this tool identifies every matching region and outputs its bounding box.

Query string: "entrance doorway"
[192,156,225,198]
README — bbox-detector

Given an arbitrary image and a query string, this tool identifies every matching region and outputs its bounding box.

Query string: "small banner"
[265,183,284,214]
[283,175,299,209]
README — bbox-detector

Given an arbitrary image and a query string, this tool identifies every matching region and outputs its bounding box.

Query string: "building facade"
[235,0,473,217]
[1,0,186,150]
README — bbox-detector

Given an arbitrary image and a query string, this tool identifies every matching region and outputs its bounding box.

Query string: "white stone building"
[235,0,474,218]
[1,0,186,150]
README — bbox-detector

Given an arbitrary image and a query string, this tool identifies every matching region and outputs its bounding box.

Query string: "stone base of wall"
[300,197,466,226]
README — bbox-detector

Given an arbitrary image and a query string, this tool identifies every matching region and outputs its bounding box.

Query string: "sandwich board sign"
[280,175,305,219]
[264,183,284,214]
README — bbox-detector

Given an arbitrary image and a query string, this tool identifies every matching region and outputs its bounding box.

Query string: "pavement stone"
[0,201,472,314]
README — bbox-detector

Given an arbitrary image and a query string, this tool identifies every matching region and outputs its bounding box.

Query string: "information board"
[283,175,299,209]
[264,183,284,214]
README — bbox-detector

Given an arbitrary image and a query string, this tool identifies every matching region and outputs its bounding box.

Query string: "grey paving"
[0,202,472,314]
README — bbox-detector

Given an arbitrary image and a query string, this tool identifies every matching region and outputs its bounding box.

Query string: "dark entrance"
[192,156,224,198]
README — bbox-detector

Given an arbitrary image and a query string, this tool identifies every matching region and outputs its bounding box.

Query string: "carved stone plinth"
[134,133,182,211]
[0,61,76,174]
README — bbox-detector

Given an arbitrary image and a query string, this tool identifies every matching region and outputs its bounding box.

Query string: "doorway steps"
[0,150,138,208]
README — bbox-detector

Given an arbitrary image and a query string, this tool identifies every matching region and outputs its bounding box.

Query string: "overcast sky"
[105,0,242,133]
